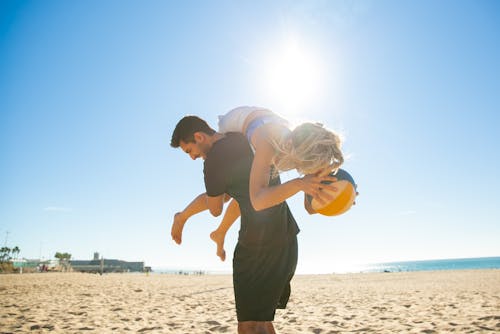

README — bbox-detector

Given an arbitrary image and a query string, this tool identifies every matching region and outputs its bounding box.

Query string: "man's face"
[179,132,211,160]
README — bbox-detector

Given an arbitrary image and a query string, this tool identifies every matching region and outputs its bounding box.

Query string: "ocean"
[364,256,500,273]
[153,257,500,275]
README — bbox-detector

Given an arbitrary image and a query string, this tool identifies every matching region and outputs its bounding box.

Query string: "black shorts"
[232,236,298,322]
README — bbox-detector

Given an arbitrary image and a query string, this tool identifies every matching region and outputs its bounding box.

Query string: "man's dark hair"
[170,115,216,148]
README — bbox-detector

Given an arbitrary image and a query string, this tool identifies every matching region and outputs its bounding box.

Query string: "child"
[171,106,344,261]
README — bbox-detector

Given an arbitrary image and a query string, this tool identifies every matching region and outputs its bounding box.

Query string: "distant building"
[70,252,144,273]
[11,259,60,273]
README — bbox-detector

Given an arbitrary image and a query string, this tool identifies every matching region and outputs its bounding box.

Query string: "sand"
[1,270,499,333]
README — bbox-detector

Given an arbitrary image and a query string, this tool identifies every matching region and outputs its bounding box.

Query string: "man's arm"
[203,140,233,217]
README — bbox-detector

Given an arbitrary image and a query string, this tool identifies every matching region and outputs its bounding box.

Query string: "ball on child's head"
[306,169,357,216]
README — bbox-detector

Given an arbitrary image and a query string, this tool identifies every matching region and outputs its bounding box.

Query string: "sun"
[260,38,325,117]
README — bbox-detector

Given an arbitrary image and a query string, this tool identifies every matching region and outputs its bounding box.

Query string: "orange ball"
[307,169,357,216]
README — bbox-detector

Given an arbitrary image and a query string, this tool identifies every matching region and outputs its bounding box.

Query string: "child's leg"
[171,193,209,244]
[210,199,240,261]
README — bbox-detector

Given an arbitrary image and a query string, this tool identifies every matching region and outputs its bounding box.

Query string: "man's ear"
[193,132,204,143]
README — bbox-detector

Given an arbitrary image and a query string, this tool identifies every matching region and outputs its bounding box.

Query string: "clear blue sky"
[1,0,499,273]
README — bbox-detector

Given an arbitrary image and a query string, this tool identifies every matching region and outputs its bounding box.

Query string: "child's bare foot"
[171,212,187,245]
[210,230,226,261]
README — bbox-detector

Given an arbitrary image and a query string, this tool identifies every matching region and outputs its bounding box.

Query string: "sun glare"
[261,38,325,116]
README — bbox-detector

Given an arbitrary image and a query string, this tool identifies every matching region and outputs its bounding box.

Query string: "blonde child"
[171,106,344,261]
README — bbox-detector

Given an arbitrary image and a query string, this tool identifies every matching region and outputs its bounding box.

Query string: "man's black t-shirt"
[204,132,299,248]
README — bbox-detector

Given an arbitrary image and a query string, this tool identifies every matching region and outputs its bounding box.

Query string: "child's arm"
[249,131,337,211]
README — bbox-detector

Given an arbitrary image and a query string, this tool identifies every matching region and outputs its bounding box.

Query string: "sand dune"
[1,270,499,333]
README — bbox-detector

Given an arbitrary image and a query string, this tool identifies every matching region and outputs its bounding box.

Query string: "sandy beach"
[1,270,499,333]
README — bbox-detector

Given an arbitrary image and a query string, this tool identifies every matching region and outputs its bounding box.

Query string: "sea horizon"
[151,256,500,275]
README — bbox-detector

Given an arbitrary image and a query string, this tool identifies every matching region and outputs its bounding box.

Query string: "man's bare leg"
[238,321,276,334]
[265,322,277,334]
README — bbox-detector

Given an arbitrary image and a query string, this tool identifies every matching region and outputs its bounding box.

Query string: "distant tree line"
[0,246,20,273]
[0,246,20,263]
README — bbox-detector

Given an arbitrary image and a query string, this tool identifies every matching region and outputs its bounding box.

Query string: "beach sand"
[1,270,499,333]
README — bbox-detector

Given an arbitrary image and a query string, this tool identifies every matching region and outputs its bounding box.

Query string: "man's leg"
[265,322,277,334]
[238,321,277,334]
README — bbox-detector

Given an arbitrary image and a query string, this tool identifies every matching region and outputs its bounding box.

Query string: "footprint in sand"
[68,311,87,316]
[209,325,229,332]
[138,326,163,332]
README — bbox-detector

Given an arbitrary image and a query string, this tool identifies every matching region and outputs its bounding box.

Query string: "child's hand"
[299,173,338,207]
[315,164,335,177]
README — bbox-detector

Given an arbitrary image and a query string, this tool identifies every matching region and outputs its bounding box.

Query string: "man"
[170,116,299,334]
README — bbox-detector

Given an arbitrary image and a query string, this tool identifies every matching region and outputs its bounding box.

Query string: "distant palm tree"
[55,252,71,261]
[55,252,72,272]
[0,247,17,273]
[0,247,11,262]
[12,246,20,259]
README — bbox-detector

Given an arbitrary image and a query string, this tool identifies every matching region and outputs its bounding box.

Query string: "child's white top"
[217,106,271,133]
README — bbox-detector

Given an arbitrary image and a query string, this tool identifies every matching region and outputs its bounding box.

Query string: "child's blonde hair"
[271,122,344,175]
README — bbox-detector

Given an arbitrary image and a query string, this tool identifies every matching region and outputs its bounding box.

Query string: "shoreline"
[3,266,500,276]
